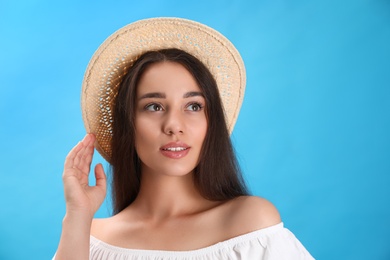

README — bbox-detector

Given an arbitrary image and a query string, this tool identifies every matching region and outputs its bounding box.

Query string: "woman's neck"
[128,169,214,222]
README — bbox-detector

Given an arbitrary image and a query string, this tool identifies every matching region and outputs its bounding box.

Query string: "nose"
[163,109,184,135]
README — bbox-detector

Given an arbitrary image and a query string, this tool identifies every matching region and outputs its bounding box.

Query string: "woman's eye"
[186,103,203,111]
[145,103,163,111]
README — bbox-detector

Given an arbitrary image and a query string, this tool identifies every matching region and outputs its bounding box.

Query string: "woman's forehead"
[136,62,202,96]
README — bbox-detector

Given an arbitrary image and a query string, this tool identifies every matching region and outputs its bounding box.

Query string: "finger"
[79,135,96,173]
[73,134,92,170]
[94,163,107,190]
[64,141,84,170]
[82,133,95,147]
[73,145,84,170]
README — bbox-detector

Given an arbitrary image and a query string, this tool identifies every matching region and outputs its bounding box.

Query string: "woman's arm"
[55,134,107,260]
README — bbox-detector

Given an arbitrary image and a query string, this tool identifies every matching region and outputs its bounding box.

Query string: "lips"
[160,142,190,159]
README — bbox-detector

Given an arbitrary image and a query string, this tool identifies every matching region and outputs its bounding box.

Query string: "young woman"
[54,18,314,259]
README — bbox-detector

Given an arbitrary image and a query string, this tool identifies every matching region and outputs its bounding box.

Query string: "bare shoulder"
[223,196,281,234]
[91,210,134,239]
[91,217,113,237]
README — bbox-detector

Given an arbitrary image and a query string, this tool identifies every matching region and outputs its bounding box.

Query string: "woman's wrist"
[63,211,93,229]
[55,212,92,260]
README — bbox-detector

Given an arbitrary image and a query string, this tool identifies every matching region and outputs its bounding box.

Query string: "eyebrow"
[138,91,204,100]
[183,91,204,98]
[138,92,166,100]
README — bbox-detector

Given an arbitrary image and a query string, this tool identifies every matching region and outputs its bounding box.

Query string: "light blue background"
[1,0,389,259]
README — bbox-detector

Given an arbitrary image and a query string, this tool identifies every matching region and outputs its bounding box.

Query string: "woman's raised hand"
[62,134,107,219]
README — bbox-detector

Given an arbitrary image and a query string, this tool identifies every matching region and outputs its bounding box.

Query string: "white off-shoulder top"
[88,223,314,259]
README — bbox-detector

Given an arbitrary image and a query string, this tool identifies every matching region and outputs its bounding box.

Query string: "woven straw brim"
[81,17,246,163]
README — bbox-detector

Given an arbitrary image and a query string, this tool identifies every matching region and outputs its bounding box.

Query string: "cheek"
[135,116,157,133]
[199,113,208,133]
[134,118,156,150]
[191,116,208,143]
[199,120,207,138]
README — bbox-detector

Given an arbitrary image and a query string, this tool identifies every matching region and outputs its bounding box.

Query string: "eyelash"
[186,102,204,111]
[144,103,162,111]
[143,102,204,112]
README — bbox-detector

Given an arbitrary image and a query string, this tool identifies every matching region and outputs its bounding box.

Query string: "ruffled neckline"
[90,222,284,256]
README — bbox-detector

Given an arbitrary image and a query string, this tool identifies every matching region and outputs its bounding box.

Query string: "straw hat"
[81,17,246,162]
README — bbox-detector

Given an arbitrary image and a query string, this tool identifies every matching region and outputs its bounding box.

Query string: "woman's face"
[134,61,207,177]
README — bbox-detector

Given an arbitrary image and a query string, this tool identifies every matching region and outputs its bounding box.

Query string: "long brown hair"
[111,48,248,214]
